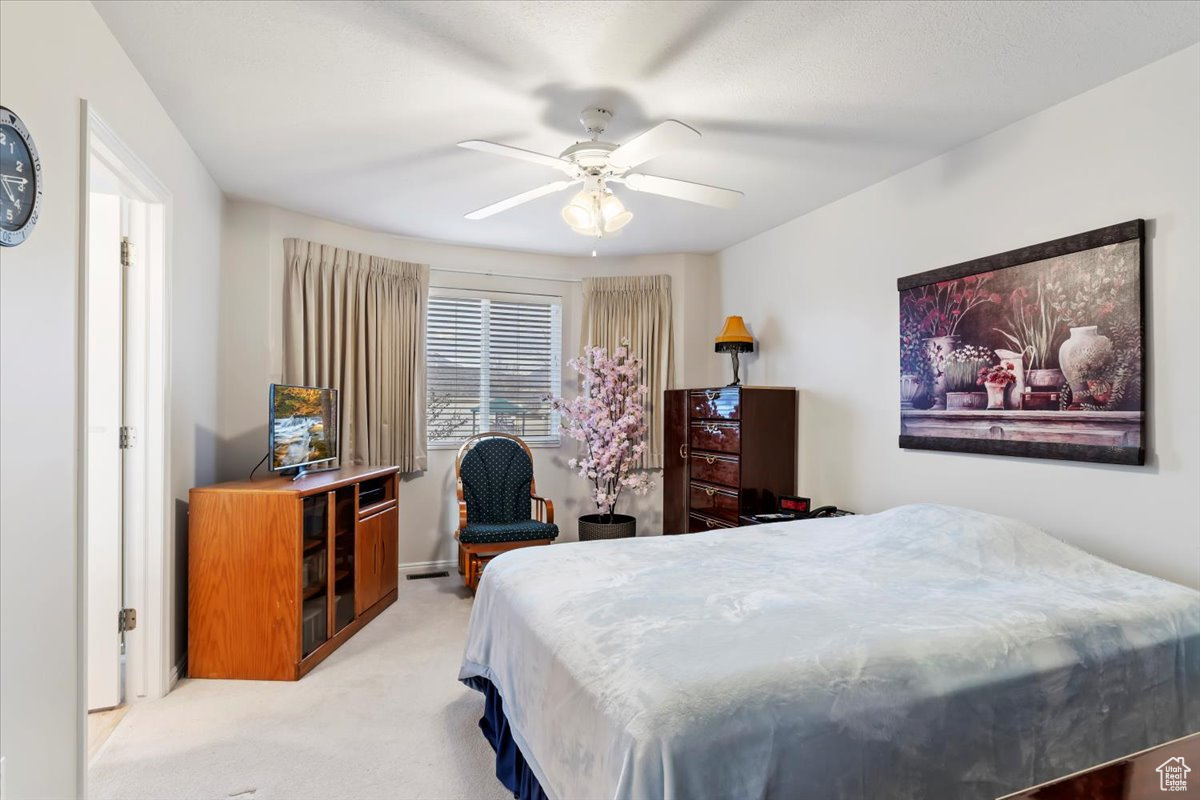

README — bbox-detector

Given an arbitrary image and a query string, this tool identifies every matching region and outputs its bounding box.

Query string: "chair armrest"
[456,479,467,532]
[531,494,554,525]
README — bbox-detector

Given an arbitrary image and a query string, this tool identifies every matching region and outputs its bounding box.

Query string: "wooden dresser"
[663,387,797,534]
[188,465,399,681]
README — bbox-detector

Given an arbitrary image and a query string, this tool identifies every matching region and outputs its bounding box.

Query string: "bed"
[458,504,1200,800]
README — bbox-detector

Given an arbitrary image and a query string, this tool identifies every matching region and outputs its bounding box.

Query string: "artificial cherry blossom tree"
[551,342,654,523]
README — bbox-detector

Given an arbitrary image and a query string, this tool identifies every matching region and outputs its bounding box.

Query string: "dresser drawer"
[689,452,740,489]
[688,513,737,533]
[689,421,740,454]
[688,387,740,420]
[689,482,739,523]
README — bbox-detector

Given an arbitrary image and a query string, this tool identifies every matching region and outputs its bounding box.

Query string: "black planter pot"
[577,513,637,541]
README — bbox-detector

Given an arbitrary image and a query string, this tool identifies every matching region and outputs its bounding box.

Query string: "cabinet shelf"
[303,567,353,600]
[303,537,325,553]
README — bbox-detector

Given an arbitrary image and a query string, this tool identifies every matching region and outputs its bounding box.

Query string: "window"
[426,289,562,447]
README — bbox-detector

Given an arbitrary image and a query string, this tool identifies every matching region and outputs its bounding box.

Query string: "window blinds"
[426,292,561,446]
[426,296,483,444]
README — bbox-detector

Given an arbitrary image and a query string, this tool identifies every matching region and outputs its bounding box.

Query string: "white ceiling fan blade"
[464,180,579,220]
[608,120,700,169]
[622,173,743,209]
[458,140,577,175]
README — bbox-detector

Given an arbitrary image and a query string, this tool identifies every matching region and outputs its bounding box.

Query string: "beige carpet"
[89,575,509,800]
[88,705,132,762]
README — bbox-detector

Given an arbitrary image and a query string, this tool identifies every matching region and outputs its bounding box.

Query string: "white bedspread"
[459,504,1200,800]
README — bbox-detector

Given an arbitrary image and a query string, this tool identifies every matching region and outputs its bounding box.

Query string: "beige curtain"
[283,238,429,472]
[580,275,675,468]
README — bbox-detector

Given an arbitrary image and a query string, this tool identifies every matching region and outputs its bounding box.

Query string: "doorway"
[81,101,172,757]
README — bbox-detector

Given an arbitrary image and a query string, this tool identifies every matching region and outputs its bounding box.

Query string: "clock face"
[0,107,42,247]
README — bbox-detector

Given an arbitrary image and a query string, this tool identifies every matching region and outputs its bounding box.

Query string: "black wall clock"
[0,106,43,247]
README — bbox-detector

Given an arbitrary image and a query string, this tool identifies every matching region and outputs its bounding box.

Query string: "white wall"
[715,45,1200,588]
[0,2,225,797]
[218,201,717,567]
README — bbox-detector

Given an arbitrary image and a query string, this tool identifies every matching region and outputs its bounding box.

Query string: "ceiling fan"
[458,107,743,238]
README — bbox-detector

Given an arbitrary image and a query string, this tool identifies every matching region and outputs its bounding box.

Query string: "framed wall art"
[898,219,1145,466]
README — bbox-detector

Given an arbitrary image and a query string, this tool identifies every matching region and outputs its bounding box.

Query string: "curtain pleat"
[580,275,674,468]
[283,238,429,472]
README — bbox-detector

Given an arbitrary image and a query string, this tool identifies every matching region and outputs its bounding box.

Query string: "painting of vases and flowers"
[898,220,1144,466]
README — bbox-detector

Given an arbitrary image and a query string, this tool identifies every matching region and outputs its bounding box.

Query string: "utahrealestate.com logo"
[1158,756,1191,792]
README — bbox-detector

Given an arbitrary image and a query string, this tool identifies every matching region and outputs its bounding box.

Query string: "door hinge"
[119,426,136,449]
[120,236,131,267]
[118,608,137,633]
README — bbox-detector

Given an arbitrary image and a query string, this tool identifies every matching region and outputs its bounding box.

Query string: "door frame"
[77,99,174,728]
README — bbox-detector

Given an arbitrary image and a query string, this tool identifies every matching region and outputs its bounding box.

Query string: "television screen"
[270,384,339,471]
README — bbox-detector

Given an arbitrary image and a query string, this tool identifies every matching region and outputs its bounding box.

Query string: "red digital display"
[779,496,810,513]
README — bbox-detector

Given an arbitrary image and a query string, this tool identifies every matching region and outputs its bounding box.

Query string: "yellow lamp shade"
[715,315,753,345]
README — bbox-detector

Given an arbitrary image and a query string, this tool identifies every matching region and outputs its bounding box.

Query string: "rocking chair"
[454,432,558,591]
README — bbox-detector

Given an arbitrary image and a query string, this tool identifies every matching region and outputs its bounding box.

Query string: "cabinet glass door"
[301,494,330,657]
[332,486,356,633]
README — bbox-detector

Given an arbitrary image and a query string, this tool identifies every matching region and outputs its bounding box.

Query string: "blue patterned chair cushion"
[460,437,534,525]
[459,520,559,545]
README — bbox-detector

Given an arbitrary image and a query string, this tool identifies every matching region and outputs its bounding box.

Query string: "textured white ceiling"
[93,0,1199,257]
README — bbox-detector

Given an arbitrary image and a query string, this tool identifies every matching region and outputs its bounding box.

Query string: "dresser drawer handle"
[704,389,719,401]
[706,425,720,435]
[704,487,716,497]
[679,444,688,459]
[705,518,716,528]
[705,454,716,464]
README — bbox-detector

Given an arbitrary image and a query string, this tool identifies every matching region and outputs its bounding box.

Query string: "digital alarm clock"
[778,495,811,516]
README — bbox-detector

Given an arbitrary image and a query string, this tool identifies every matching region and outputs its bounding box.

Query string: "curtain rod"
[431,266,584,284]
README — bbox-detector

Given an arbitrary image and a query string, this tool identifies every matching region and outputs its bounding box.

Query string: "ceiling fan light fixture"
[562,191,594,229]
[600,191,626,221]
[598,190,632,233]
[571,221,602,237]
[603,209,633,233]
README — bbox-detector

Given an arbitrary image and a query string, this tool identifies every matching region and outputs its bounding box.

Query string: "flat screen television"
[269,383,339,473]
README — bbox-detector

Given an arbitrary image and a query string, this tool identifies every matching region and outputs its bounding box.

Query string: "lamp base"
[727,351,742,386]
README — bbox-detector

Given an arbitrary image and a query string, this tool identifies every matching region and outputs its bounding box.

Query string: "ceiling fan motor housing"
[559,140,618,171]
[579,107,613,138]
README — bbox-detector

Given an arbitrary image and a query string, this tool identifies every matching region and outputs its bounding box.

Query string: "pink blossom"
[549,341,655,516]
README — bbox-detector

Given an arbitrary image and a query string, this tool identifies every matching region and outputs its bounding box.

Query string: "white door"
[86,188,124,711]
[121,197,149,699]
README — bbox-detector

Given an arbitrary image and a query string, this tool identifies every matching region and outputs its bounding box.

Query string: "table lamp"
[714,316,754,386]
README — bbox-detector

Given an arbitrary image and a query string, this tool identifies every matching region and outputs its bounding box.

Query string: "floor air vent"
[406,570,449,580]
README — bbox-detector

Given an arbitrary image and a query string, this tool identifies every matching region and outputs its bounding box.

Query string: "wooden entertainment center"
[188,465,399,681]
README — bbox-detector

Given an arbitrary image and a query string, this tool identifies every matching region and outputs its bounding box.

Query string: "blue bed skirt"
[464,675,550,800]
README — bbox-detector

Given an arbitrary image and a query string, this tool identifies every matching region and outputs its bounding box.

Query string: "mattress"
[458,504,1200,799]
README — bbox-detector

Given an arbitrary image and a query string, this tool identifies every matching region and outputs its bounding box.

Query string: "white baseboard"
[399,559,456,575]
[169,652,187,690]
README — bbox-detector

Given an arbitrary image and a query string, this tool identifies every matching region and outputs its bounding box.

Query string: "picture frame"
[897,220,1145,466]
